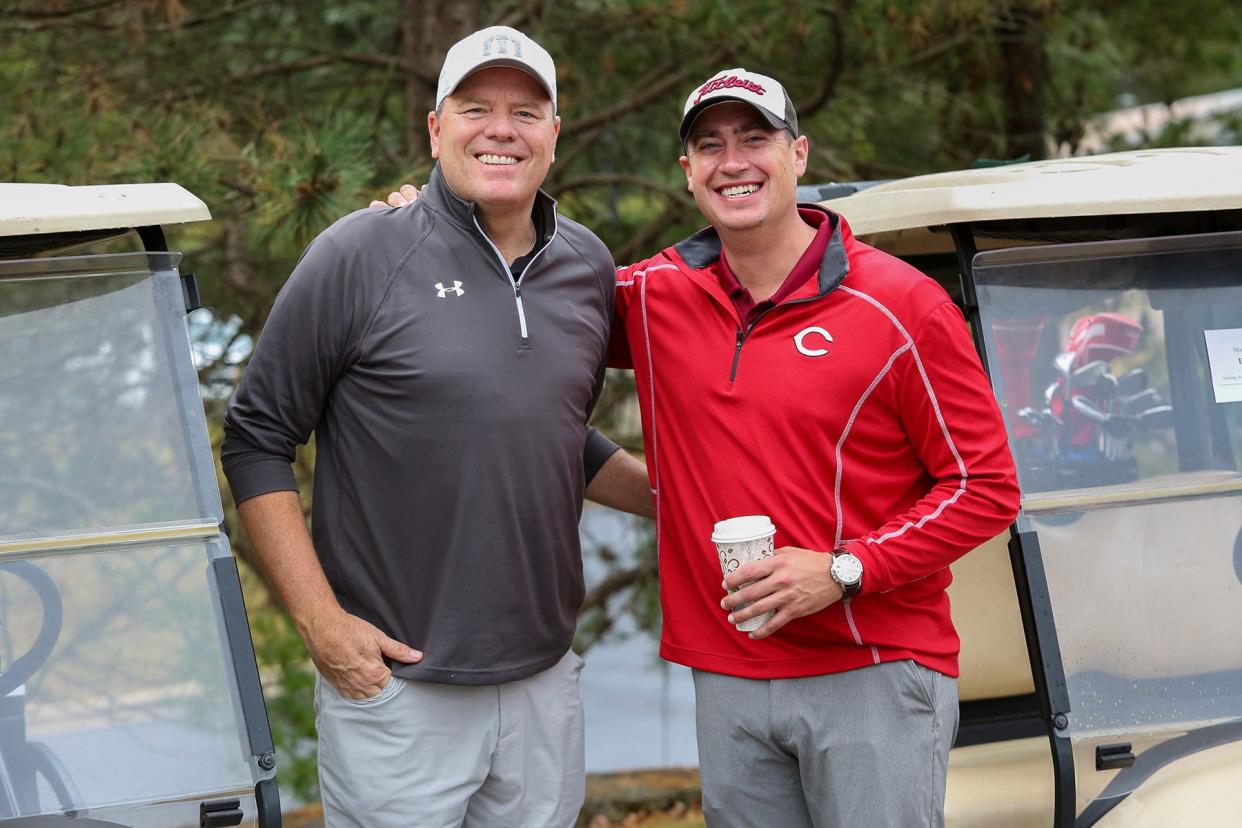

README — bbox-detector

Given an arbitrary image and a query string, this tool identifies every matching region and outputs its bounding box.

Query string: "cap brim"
[679,98,788,143]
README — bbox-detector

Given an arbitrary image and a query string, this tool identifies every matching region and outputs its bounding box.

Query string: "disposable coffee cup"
[711,515,776,633]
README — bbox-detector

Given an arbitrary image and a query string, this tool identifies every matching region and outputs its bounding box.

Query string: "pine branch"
[552,172,695,209]
[561,51,725,138]
[496,0,540,30]
[157,0,276,31]
[1,0,125,20]
[795,2,852,120]
[195,327,247,384]
[172,55,338,99]
[615,201,692,265]
[578,563,653,615]
[237,41,432,82]
[551,123,606,174]
[0,0,272,31]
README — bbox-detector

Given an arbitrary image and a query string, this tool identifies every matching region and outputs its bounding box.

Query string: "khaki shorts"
[315,650,586,828]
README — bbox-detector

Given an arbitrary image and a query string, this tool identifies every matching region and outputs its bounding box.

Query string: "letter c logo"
[794,326,833,357]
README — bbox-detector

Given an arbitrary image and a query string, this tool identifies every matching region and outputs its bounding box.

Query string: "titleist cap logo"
[694,75,766,106]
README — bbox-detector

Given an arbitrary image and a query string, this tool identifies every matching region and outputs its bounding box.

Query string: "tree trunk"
[399,0,478,159]
[995,2,1051,161]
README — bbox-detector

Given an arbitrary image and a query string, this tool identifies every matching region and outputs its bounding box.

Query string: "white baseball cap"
[436,26,557,113]
[680,68,798,144]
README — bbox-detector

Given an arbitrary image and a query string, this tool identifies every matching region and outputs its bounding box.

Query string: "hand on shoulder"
[368,183,421,209]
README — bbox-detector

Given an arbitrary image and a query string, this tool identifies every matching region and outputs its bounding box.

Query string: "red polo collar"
[716,208,832,328]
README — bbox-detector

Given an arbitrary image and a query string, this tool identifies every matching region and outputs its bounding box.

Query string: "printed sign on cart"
[1203,328,1242,403]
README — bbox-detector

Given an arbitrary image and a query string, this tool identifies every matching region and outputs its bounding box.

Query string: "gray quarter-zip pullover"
[222,166,618,685]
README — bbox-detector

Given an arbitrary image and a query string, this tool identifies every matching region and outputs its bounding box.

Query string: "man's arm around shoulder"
[586,448,654,519]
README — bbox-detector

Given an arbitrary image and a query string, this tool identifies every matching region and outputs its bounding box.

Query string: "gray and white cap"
[680,68,798,144]
[436,26,558,112]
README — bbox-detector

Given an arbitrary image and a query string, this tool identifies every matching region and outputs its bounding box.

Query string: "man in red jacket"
[606,69,1020,826]
[376,67,1020,826]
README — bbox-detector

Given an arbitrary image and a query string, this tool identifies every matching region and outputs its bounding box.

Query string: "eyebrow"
[689,120,771,142]
[453,96,550,114]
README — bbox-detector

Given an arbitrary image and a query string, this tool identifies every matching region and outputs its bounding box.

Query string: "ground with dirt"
[265,767,705,827]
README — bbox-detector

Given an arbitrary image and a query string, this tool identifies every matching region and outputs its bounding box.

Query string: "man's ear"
[679,155,693,192]
[793,135,810,178]
[551,114,561,164]
[428,110,441,159]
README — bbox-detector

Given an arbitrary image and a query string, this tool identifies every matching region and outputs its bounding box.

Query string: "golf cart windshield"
[974,231,1242,816]
[0,252,222,546]
[1,253,264,825]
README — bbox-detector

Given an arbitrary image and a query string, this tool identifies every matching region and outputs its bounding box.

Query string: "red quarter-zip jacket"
[610,207,1019,678]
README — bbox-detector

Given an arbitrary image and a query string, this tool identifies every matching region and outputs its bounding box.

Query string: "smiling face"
[679,101,808,235]
[429,67,560,218]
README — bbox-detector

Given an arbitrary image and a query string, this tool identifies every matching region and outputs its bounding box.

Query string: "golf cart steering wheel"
[0,560,92,822]
[0,560,64,698]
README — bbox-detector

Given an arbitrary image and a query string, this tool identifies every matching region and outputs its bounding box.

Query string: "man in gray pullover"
[221,26,650,828]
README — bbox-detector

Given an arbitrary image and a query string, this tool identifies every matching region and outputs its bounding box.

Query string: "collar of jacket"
[421,163,558,245]
[672,203,851,297]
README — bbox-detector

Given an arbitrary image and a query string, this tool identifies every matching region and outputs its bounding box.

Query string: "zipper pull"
[729,329,745,382]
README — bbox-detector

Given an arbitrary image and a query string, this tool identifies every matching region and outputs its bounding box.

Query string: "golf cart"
[823,146,1242,826]
[0,186,281,826]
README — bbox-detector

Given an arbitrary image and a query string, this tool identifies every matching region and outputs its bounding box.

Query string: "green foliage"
[1093,0,1242,102]
[247,606,320,803]
[246,116,377,255]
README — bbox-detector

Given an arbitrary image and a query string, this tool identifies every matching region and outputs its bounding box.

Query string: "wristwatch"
[830,549,863,598]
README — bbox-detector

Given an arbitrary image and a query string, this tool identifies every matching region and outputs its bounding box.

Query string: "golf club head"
[1117,368,1148,396]
[1071,360,1109,387]
[1018,407,1044,426]
[1071,395,1110,423]
[1137,405,1175,430]
[1122,387,1160,414]
[1018,406,1063,433]
[1101,413,1138,436]
[1093,371,1119,399]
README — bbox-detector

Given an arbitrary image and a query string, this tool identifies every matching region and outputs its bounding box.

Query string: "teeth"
[479,154,518,165]
[721,184,759,198]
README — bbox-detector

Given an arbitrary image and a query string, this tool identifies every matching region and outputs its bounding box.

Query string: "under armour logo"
[482,34,522,58]
[435,281,464,298]
[794,326,833,357]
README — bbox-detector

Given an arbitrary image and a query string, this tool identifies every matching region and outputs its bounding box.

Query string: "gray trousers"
[315,650,586,828]
[693,660,958,828]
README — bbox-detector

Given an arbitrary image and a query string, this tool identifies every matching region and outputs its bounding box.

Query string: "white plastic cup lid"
[711,515,776,544]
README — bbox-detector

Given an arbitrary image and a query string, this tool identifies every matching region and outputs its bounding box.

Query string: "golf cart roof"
[827,146,1242,246]
[0,182,211,237]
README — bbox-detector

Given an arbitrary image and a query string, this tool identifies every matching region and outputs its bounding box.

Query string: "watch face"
[833,554,863,584]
